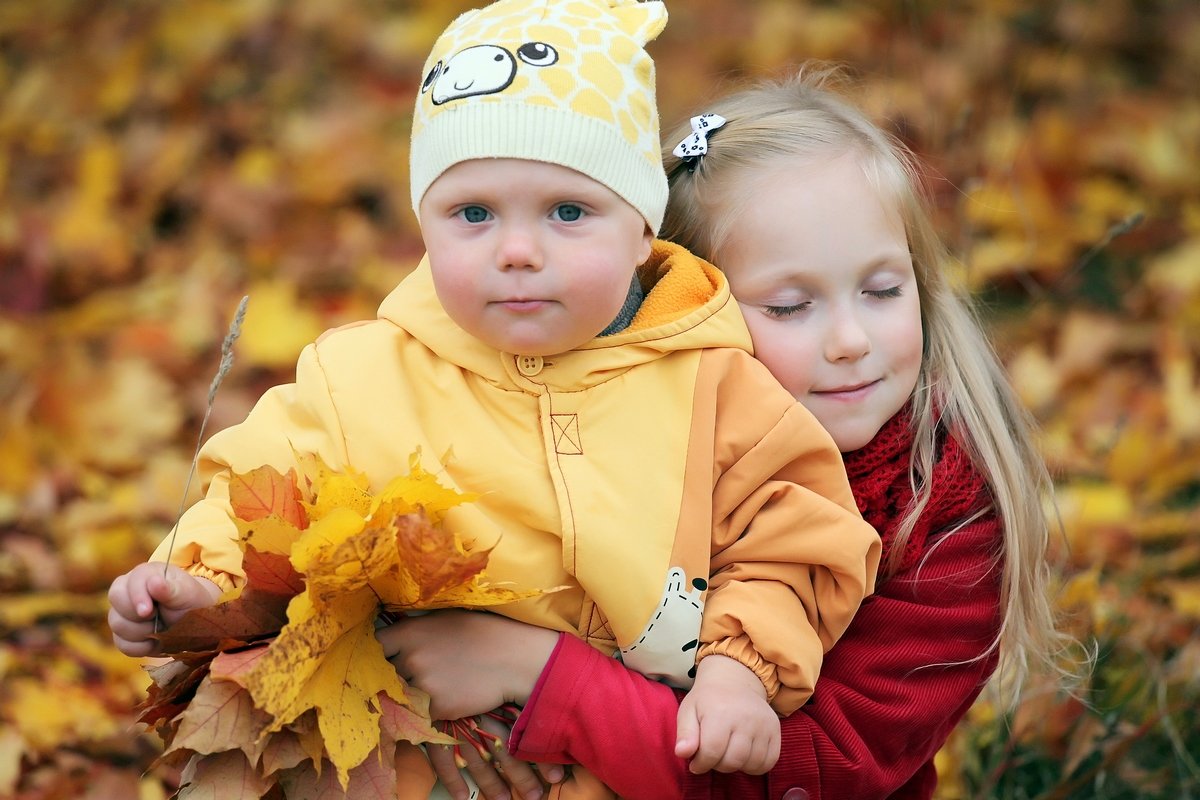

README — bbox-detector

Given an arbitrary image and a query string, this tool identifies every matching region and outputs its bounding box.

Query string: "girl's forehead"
[716,155,911,279]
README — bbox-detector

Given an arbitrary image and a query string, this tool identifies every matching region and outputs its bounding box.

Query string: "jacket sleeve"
[509,635,687,800]
[149,341,350,585]
[510,516,1003,800]
[698,351,881,713]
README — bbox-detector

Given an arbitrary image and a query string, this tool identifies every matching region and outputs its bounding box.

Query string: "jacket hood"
[377,239,752,391]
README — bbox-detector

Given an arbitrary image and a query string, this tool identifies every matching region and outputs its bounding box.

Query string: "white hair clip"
[672,113,727,172]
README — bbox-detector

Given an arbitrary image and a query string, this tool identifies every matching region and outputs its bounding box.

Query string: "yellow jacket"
[154,240,880,714]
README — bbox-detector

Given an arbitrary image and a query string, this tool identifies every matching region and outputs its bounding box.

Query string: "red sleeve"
[509,634,688,800]
[513,517,1002,800]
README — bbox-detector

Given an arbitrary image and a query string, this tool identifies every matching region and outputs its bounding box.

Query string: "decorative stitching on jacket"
[551,413,583,455]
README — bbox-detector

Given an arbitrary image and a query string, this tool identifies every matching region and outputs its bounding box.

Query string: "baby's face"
[419,159,651,356]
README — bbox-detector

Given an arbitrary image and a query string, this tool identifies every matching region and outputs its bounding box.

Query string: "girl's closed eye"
[865,286,903,299]
[761,301,811,319]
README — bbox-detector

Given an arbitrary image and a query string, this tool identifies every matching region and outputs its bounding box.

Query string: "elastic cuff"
[183,563,238,593]
[696,636,782,704]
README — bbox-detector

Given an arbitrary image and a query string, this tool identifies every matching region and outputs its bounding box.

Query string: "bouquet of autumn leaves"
[137,452,542,798]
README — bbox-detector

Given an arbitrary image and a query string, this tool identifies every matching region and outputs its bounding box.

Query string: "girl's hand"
[107,562,222,656]
[426,715,566,800]
[376,609,558,720]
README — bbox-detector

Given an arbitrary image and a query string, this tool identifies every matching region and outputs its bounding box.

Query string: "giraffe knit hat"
[409,0,669,233]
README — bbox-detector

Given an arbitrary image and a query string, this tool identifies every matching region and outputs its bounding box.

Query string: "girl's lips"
[812,380,879,400]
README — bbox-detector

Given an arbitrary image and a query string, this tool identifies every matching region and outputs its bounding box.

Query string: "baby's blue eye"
[461,206,488,223]
[554,204,583,222]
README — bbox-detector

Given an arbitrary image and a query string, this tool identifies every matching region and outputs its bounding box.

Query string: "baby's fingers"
[687,725,731,775]
[106,607,159,656]
[735,732,779,775]
[709,732,753,774]
[108,571,155,622]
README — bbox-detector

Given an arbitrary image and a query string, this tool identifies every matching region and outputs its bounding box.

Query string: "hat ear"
[444,7,482,35]
[609,0,667,44]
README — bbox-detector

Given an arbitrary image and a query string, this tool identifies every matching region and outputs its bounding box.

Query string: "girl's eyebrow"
[853,250,914,276]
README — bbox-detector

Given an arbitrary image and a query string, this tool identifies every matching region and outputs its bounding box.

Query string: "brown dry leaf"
[258,729,314,776]
[178,748,273,800]
[165,676,270,759]
[276,739,400,800]
[155,549,298,654]
[207,644,270,685]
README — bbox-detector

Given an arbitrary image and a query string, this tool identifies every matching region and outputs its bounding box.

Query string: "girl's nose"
[824,310,871,362]
[496,224,542,271]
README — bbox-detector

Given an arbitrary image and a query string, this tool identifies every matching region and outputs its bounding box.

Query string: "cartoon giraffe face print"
[422,40,560,105]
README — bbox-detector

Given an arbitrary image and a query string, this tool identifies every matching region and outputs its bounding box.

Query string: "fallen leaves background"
[0,0,1197,797]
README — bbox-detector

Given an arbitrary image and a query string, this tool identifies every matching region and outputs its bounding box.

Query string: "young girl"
[380,67,1074,800]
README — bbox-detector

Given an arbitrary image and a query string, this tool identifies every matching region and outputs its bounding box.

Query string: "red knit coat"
[509,410,1003,800]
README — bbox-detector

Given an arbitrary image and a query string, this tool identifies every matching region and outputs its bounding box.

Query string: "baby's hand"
[107,562,222,657]
[674,654,781,775]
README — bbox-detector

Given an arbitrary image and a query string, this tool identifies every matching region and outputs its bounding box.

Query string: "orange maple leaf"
[229,464,308,529]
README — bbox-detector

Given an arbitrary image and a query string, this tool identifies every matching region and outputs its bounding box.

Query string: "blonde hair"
[662,66,1077,699]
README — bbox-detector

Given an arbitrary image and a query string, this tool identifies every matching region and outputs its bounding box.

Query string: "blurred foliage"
[0,0,1197,797]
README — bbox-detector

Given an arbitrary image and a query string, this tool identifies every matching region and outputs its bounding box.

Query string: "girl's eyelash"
[866,286,903,299]
[762,302,810,318]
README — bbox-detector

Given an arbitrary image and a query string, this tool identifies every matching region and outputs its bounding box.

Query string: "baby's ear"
[609,0,667,44]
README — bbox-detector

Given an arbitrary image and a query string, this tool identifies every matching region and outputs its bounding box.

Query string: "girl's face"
[716,152,923,452]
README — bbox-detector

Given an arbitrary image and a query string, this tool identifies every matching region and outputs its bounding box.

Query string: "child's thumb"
[158,573,189,609]
[675,711,700,760]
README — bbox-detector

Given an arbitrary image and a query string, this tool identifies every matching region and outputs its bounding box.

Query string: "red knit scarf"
[841,407,992,576]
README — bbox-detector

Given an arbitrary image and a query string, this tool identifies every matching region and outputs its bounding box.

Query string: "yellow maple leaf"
[241,588,408,789]
[304,471,375,522]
